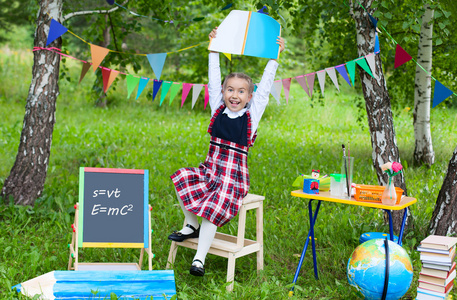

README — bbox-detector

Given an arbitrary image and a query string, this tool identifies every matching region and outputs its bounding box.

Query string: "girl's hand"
[209,27,218,40]
[277,36,285,53]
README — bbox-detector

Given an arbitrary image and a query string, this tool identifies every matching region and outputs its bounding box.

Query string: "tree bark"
[0,0,63,205]
[349,0,408,232]
[413,4,435,166]
[429,145,457,235]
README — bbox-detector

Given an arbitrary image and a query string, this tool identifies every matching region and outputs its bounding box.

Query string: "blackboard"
[78,167,149,248]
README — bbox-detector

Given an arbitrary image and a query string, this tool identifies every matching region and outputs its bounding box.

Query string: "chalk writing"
[92,188,121,198]
[91,204,134,216]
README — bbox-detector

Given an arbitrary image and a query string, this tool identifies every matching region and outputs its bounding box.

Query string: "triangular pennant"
[368,13,378,28]
[271,81,282,105]
[222,53,232,61]
[356,57,374,78]
[394,44,412,68]
[365,54,376,77]
[374,32,380,53]
[335,64,351,87]
[126,74,140,99]
[204,85,209,110]
[169,82,182,105]
[146,53,167,80]
[90,44,110,72]
[295,76,309,97]
[282,78,292,104]
[46,19,68,47]
[192,84,204,109]
[181,83,192,107]
[152,80,163,101]
[346,60,356,87]
[159,81,172,106]
[326,67,340,92]
[101,68,111,93]
[135,77,150,100]
[432,80,454,108]
[78,62,91,84]
[306,73,315,98]
[106,69,119,93]
[254,84,258,92]
[317,70,326,96]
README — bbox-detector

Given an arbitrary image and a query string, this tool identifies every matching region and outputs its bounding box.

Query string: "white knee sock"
[193,218,217,267]
[175,189,199,235]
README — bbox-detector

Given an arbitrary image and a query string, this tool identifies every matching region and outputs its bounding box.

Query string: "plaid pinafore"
[171,104,257,227]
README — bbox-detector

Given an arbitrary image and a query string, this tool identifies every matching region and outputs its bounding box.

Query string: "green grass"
[1,49,457,299]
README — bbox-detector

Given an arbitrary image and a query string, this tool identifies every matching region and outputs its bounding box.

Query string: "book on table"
[420,235,457,251]
[418,279,454,294]
[420,262,456,279]
[418,269,456,287]
[416,287,453,300]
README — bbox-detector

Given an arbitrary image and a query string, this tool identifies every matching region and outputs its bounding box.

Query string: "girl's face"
[222,77,253,112]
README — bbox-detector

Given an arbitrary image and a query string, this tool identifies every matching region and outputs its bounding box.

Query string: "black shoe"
[190,259,205,276]
[168,224,200,242]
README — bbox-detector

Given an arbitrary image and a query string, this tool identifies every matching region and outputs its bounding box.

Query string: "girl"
[169,28,285,276]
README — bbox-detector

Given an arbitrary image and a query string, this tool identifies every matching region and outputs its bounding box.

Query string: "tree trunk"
[349,0,408,232]
[413,4,435,166]
[0,0,62,206]
[429,145,457,235]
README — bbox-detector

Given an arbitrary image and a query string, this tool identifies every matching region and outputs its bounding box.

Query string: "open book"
[208,10,281,60]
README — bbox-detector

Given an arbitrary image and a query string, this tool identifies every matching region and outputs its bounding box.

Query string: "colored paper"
[394,44,412,68]
[306,73,315,98]
[366,54,377,78]
[346,60,356,87]
[326,67,340,92]
[192,84,204,108]
[90,44,110,72]
[168,83,182,105]
[295,76,309,97]
[208,10,281,60]
[136,77,150,100]
[356,57,374,78]
[335,64,351,87]
[146,53,167,80]
[152,80,163,101]
[317,70,326,96]
[204,84,209,110]
[159,81,172,106]
[271,81,282,104]
[282,78,292,104]
[181,83,192,107]
[126,74,140,99]
[78,62,91,84]
[46,19,68,47]
[432,80,454,108]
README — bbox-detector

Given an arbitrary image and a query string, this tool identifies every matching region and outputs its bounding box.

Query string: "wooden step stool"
[166,193,264,292]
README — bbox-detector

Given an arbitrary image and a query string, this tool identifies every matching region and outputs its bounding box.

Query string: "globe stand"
[382,237,389,300]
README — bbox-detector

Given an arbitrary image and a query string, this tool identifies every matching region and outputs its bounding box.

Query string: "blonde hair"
[222,73,254,94]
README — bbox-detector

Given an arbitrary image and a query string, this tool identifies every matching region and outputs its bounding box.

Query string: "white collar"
[223,107,247,119]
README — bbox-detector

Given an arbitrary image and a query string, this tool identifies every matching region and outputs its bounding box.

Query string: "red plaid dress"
[171,105,257,227]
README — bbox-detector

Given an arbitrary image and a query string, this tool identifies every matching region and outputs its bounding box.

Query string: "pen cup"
[330,174,344,197]
[341,156,354,199]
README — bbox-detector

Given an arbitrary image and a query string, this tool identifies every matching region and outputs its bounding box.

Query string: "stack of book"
[416,235,457,300]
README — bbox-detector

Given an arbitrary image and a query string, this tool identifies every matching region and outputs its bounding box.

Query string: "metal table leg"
[384,208,408,246]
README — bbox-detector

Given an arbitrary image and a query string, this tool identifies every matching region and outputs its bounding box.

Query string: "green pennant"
[346,60,356,87]
[355,57,374,78]
[168,82,182,105]
[159,81,173,106]
[126,75,140,99]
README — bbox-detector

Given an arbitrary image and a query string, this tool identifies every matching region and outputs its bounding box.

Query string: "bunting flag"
[101,68,119,93]
[192,84,204,108]
[46,19,68,47]
[374,32,380,53]
[282,78,292,104]
[295,75,309,97]
[432,80,454,108]
[254,84,258,92]
[169,83,182,105]
[136,77,150,100]
[181,83,192,107]
[126,74,140,99]
[368,13,378,28]
[159,81,172,106]
[306,73,315,98]
[152,80,163,101]
[204,85,209,110]
[222,53,231,61]
[271,81,282,104]
[326,67,340,92]
[317,70,326,96]
[90,44,110,72]
[365,54,376,77]
[335,64,351,87]
[346,60,356,87]
[355,57,374,78]
[78,62,91,84]
[394,44,412,68]
[147,53,167,80]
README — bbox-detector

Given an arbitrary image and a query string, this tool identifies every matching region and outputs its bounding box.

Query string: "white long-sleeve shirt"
[207,52,279,140]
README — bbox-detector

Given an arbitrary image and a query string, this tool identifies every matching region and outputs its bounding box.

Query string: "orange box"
[354,185,403,205]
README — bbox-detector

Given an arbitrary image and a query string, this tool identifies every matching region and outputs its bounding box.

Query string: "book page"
[208,10,249,55]
[243,12,281,59]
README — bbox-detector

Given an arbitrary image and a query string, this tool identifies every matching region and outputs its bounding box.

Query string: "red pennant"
[282,78,292,104]
[102,68,111,93]
[204,85,209,110]
[394,44,412,68]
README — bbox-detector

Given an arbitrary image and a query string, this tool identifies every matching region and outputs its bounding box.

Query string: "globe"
[347,239,413,300]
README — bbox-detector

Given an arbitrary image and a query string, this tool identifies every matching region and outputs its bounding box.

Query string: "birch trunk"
[1,0,62,205]
[413,4,435,166]
[429,145,457,235]
[350,0,408,232]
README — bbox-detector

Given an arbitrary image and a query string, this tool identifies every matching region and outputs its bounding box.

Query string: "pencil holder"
[303,178,319,194]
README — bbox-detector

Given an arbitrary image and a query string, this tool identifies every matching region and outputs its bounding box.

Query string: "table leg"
[289,200,321,296]
[384,210,394,242]
[397,208,408,246]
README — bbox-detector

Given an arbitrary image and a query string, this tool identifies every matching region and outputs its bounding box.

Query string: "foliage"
[1,49,457,299]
